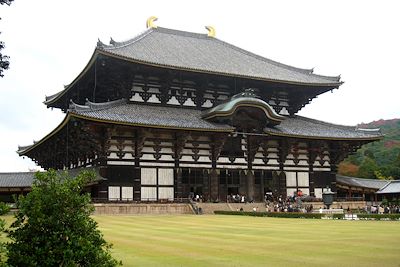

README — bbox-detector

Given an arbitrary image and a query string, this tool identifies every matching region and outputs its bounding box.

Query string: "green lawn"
[93,215,400,267]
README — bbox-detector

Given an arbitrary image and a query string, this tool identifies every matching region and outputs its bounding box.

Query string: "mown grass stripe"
[92,215,400,267]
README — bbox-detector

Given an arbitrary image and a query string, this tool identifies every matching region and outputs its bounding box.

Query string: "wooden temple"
[17,19,383,202]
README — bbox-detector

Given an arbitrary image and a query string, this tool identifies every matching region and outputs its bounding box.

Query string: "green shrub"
[0,202,10,265]
[357,213,400,220]
[333,214,345,219]
[214,211,323,219]
[6,170,121,266]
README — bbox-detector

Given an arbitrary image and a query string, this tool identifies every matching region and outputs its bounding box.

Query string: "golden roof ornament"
[205,26,216,37]
[146,16,158,29]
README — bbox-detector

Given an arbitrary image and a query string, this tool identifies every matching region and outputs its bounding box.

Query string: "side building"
[16,20,382,202]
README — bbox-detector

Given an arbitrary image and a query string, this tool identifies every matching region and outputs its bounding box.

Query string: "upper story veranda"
[44,20,342,116]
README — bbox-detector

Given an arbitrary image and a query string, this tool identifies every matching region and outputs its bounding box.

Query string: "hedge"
[214,211,400,220]
[214,211,323,219]
[357,214,400,220]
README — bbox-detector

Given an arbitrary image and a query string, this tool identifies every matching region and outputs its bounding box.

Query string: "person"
[252,207,257,212]
[240,207,244,212]
[297,190,303,197]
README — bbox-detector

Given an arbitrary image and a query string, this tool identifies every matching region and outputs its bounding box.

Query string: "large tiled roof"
[97,27,341,86]
[69,99,234,132]
[20,100,382,156]
[376,180,400,194]
[0,172,35,188]
[265,116,383,140]
[69,99,381,140]
[336,175,389,190]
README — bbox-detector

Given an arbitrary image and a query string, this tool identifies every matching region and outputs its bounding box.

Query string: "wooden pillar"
[133,129,141,201]
[239,170,247,196]
[174,168,183,199]
[246,170,255,202]
[203,169,210,202]
[210,169,219,202]
[260,171,265,201]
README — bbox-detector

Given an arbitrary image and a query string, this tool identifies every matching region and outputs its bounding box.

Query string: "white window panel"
[141,168,157,185]
[285,172,297,187]
[121,186,133,201]
[297,172,309,187]
[141,187,157,201]
[158,168,174,185]
[314,188,323,199]
[108,186,120,201]
[158,187,174,201]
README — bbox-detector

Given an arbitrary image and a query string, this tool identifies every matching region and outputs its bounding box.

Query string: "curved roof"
[98,27,341,86]
[377,180,400,194]
[264,116,383,140]
[336,175,389,190]
[202,89,285,126]
[45,26,342,107]
[19,99,383,157]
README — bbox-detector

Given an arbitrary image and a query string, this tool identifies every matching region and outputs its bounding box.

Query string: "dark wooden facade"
[19,25,382,202]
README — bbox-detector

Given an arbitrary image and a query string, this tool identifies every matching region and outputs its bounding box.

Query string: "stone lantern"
[322,187,335,209]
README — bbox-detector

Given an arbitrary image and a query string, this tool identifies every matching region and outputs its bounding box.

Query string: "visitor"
[378,205,384,214]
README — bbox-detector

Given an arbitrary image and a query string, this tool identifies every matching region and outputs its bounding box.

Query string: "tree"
[6,170,121,266]
[357,157,379,179]
[0,0,14,77]
[0,202,10,266]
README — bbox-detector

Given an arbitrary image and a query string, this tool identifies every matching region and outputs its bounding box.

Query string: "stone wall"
[196,202,267,214]
[93,203,193,215]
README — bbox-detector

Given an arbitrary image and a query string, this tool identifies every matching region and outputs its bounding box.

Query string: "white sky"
[0,0,399,172]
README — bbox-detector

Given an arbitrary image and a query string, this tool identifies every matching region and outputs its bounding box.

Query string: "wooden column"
[133,129,146,201]
[175,168,183,199]
[246,170,255,202]
[210,169,219,202]
[260,171,265,202]
[203,169,210,202]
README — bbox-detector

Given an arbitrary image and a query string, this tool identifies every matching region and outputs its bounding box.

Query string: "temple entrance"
[228,187,239,195]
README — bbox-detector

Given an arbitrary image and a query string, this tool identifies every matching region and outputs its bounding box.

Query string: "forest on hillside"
[338,118,400,180]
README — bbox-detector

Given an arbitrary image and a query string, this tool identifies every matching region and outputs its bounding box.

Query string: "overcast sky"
[0,0,399,172]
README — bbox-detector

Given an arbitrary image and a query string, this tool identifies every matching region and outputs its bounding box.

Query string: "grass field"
[93,215,400,267]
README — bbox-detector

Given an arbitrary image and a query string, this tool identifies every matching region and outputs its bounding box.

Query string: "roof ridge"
[69,98,128,112]
[212,37,341,81]
[101,26,341,82]
[155,27,209,39]
[98,28,154,50]
[296,117,381,135]
[213,38,313,74]
[377,180,396,191]
[295,115,357,130]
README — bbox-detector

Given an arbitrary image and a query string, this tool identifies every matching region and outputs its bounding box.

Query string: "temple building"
[16,18,382,202]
